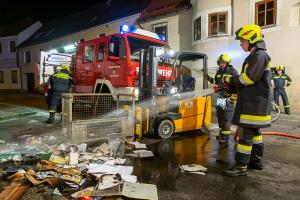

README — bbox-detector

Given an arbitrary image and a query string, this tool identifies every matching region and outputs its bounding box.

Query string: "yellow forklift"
[135,47,212,139]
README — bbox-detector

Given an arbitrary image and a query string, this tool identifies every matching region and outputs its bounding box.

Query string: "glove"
[222,74,232,84]
[229,94,237,103]
[213,85,219,93]
[206,74,214,84]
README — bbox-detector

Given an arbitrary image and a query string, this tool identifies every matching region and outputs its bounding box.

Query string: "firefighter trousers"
[216,100,235,139]
[274,89,290,113]
[49,90,63,113]
[235,127,264,166]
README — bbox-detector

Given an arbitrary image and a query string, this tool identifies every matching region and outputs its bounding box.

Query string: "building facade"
[0,36,20,91]
[191,0,300,110]
[0,21,41,92]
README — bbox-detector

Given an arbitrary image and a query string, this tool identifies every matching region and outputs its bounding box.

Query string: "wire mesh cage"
[62,93,135,144]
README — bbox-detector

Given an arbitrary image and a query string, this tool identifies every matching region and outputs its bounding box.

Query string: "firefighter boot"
[248,162,263,170]
[223,165,248,177]
[46,112,55,123]
[285,108,291,115]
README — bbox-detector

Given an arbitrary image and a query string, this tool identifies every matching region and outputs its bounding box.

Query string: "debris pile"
[0,136,158,199]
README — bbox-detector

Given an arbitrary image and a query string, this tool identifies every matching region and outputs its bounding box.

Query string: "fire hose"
[234,129,300,142]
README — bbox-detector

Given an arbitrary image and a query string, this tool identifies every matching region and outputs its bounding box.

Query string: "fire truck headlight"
[167,49,176,57]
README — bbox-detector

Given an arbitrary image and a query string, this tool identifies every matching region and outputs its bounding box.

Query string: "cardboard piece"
[70,187,94,198]
[0,181,29,200]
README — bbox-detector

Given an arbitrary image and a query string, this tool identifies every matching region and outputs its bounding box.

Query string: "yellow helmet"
[217,53,231,64]
[276,65,284,71]
[235,24,263,44]
[61,64,70,72]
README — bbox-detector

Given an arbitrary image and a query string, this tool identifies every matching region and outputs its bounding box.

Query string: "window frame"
[0,71,4,84]
[108,36,126,59]
[255,0,277,28]
[9,40,16,53]
[152,22,168,41]
[194,17,201,41]
[11,70,18,84]
[25,51,31,63]
[83,44,96,63]
[208,12,228,36]
[97,42,105,61]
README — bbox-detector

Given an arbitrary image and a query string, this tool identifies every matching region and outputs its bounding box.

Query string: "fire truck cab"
[74,25,173,96]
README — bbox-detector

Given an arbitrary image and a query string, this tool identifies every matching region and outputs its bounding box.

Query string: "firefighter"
[207,53,238,144]
[272,65,292,115]
[222,24,272,176]
[46,64,73,123]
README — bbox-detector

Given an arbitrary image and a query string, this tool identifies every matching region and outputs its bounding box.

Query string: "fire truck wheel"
[157,119,174,139]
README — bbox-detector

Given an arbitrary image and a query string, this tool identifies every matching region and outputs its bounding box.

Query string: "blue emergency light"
[119,25,167,42]
[120,25,137,34]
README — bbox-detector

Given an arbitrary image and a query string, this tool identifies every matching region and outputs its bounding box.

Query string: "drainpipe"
[16,49,23,93]
[231,0,234,36]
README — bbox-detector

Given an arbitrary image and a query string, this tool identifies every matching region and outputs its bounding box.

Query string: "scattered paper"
[179,164,207,175]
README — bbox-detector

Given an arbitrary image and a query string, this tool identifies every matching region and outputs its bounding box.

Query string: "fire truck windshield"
[128,36,168,62]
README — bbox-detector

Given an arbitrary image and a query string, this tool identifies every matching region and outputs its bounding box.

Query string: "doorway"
[26,73,35,93]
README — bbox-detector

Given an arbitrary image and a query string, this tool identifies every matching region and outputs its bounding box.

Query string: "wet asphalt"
[0,94,300,200]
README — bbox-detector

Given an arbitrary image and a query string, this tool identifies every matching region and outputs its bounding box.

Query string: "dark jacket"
[49,69,73,92]
[208,65,239,98]
[272,73,292,90]
[231,44,272,128]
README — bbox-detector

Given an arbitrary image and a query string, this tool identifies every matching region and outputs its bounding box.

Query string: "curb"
[0,110,37,121]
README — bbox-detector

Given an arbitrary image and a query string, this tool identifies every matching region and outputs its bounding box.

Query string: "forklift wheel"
[157,119,174,139]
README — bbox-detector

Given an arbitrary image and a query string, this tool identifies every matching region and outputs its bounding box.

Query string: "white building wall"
[192,0,300,111]
[140,9,193,52]
[0,35,21,90]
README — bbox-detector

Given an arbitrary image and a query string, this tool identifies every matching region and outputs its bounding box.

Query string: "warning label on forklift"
[185,101,193,108]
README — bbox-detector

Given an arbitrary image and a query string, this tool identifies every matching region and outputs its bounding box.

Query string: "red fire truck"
[40,25,175,97]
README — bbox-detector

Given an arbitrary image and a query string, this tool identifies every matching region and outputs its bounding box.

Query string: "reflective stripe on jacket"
[212,65,239,98]
[272,73,292,89]
[50,72,72,92]
[232,47,272,128]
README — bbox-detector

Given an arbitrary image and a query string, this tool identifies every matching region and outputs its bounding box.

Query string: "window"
[9,41,16,52]
[108,37,126,58]
[11,70,18,84]
[84,44,96,62]
[153,24,168,41]
[97,43,104,61]
[127,36,166,62]
[194,17,201,41]
[0,71,4,83]
[0,43,2,54]
[25,51,31,63]
[255,0,277,27]
[208,12,228,36]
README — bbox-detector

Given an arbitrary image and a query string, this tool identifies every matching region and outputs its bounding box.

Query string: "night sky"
[0,0,106,26]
